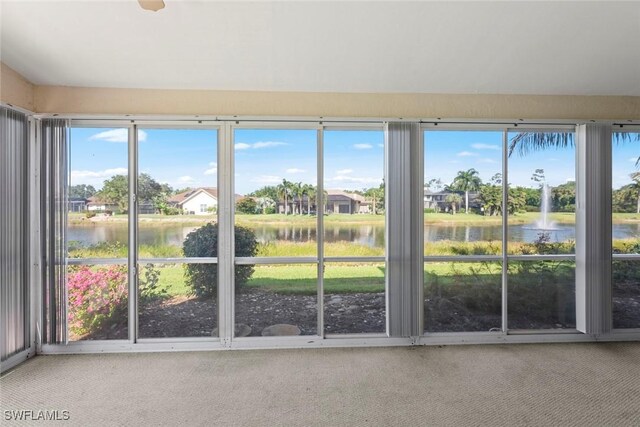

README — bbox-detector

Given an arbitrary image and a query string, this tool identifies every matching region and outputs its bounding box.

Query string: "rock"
[211,323,252,337]
[261,324,301,336]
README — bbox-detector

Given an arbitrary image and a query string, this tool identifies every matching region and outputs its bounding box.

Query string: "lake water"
[66,222,640,249]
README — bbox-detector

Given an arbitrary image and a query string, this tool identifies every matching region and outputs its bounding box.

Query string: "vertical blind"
[0,107,30,362]
[41,119,68,344]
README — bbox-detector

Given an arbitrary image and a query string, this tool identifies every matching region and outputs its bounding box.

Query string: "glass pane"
[612,260,640,329]
[612,131,640,329]
[507,131,576,255]
[235,264,317,336]
[507,260,575,330]
[233,129,318,257]
[323,130,385,257]
[137,128,218,258]
[138,263,218,338]
[424,261,502,333]
[67,264,128,341]
[424,130,504,256]
[324,262,385,334]
[68,127,128,258]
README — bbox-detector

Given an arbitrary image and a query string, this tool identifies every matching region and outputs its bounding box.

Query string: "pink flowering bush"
[67,265,128,337]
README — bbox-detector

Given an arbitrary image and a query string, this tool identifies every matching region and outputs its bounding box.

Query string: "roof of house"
[86,196,114,206]
[326,189,367,203]
[168,187,243,205]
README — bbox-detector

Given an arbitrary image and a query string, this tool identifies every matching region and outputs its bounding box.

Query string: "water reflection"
[67,222,640,249]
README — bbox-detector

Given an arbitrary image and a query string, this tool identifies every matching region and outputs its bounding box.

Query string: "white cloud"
[178,176,196,184]
[327,175,382,185]
[285,168,305,174]
[71,167,127,179]
[252,141,287,149]
[251,175,282,184]
[89,129,146,142]
[336,168,353,175]
[204,162,217,175]
[471,143,499,150]
[457,151,478,157]
[235,141,287,150]
[353,143,373,150]
[477,158,496,164]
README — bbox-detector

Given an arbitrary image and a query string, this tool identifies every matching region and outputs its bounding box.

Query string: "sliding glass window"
[323,129,385,334]
[507,129,576,330]
[423,129,503,333]
[67,126,130,341]
[234,128,318,337]
[612,129,640,329]
[136,127,219,338]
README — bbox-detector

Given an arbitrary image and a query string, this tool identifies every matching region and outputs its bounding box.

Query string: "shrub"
[236,197,258,214]
[67,264,165,338]
[67,265,128,337]
[85,211,96,218]
[182,223,258,297]
[424,208,436,214]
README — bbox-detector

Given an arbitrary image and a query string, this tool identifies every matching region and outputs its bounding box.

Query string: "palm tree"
[364,187,383,215]
[451,169,482,214]
[289,181,304,215]
[303,184,316,215]
[509,132,639,159]
[445,193,463,214]
[277,179,292,215]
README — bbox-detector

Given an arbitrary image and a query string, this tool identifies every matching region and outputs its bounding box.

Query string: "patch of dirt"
[77,289,640,340]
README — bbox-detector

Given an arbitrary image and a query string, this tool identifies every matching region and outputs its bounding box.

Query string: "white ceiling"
[1,0,640,95]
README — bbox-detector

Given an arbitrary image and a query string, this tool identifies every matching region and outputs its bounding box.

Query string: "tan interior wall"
[2,60,638,120]
[0,63,35,111]
[34,86,640,120]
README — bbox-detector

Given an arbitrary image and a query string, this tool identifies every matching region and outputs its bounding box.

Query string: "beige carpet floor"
[1,342,639,426]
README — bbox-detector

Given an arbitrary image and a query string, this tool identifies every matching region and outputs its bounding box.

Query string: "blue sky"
[70,128,384,195]
[425,131,577,188]
[69,128,639,193]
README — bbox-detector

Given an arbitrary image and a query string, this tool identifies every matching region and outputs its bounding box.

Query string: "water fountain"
[534,183,557,230]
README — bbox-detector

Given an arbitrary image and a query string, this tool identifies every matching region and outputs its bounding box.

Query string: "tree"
[236,197,258,214]
[479,184,501,216]
[613,184,638,213]
[277,179,292,215]
[425,178,443,192]
[530,169,545,185]
[69,184,96,199]
[364,185,384,215]
[509,132,639,158]
[551,181,576,212]
[630,172,640,213]
[303,184,316,215]
[445,193,462,214]
[290,181,305,215]
[450,169,482,214]
[98,175,128,212]
[250,186,279,203]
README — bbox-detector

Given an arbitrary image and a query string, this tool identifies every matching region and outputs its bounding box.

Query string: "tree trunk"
[465,191,469,214]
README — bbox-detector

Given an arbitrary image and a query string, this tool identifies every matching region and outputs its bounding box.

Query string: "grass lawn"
[145,261,517,297]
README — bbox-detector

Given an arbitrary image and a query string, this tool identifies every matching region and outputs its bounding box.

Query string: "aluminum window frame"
[421,124,579,336]
[34,116,640,355]
[611,126,640,331]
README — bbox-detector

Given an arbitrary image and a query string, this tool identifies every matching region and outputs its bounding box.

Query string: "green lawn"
[144,261,528,297]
